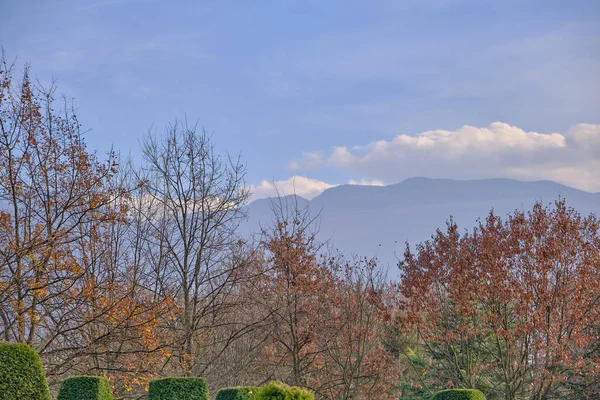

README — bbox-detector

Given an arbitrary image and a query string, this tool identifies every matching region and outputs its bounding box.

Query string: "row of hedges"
[0,342,485,400]
[216,386,261,400]
[57,376,113,400]
[148,377,209,400]
[0,342,113,400]
[254,381,314,400]
[148,379,314,400]
[432,389,486,400]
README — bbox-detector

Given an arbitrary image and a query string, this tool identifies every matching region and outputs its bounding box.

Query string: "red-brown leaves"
[250,208,399,399]
[398,200,600,398]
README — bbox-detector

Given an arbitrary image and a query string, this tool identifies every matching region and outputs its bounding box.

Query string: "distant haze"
[242,177,600,274]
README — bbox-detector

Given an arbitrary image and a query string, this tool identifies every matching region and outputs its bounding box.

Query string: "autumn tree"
[0,55,171,397]
[248,198,400,400]
[398,200,600,400]
[250,198,334,387]
[317,256,398,400]
[0,55,123,346]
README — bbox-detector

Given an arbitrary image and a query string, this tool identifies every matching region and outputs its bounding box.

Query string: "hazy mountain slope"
[242,178,600,273]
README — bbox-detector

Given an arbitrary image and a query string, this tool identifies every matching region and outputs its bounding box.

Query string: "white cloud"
[325,122,600,192]
[250,176,336,200]
[348,179,385,186]
[329,146,357,168]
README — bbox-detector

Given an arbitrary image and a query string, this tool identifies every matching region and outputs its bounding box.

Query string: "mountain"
[241,178,600,274]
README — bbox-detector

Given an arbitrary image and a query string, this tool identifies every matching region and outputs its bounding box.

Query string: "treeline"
[1,59,599,400]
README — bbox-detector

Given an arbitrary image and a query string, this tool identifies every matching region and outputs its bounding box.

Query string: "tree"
[0,55,123,346]
[0,55,171,397]
[251,199,335,387]
[249,198,399,399]
[317,257,398,400]
[137,119,250,376]
[398,200,600,400]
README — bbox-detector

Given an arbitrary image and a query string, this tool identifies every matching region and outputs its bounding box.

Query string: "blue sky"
[1,0,599,198]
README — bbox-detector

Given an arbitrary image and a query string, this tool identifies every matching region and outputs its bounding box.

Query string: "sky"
[1,0,599,199]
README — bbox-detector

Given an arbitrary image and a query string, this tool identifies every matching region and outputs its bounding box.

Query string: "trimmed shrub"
[257,381,286,400]
[216,386,261,400]
[148,377,209,400]
[286,385,314,400]
[432,389,486,400]
[0,342,51,400]
[57,376,114,400]
[257,381,314,400]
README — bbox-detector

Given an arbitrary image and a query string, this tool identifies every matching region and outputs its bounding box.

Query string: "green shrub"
[216,386,261,400]
[286,385,314,400]
[257,381,314,400]
[432,389,486,400]
[148,377,209,400]
[0,342,51,400]
[57,376,114,400]
[257,381,286,400]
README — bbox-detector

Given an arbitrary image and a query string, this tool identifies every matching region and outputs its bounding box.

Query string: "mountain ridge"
[242,177,600,273]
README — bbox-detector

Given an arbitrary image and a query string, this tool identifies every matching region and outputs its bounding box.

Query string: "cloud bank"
[251,176,389,200]
[254,122,599,201]
[251,176,336,200]
[326,122,600,192]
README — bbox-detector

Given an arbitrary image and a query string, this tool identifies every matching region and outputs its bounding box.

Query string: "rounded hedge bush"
[432,389,486,400]
[216,386,261,400]
[0,342,51,400]
[257,381,314,400]
[57,376,114,400]
[148,377,209,400]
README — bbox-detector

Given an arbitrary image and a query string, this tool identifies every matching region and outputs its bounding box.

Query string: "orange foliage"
[399,200,600,399]
[0,57,172,396]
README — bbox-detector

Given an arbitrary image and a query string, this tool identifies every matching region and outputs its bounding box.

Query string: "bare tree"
[138,120,250,376]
